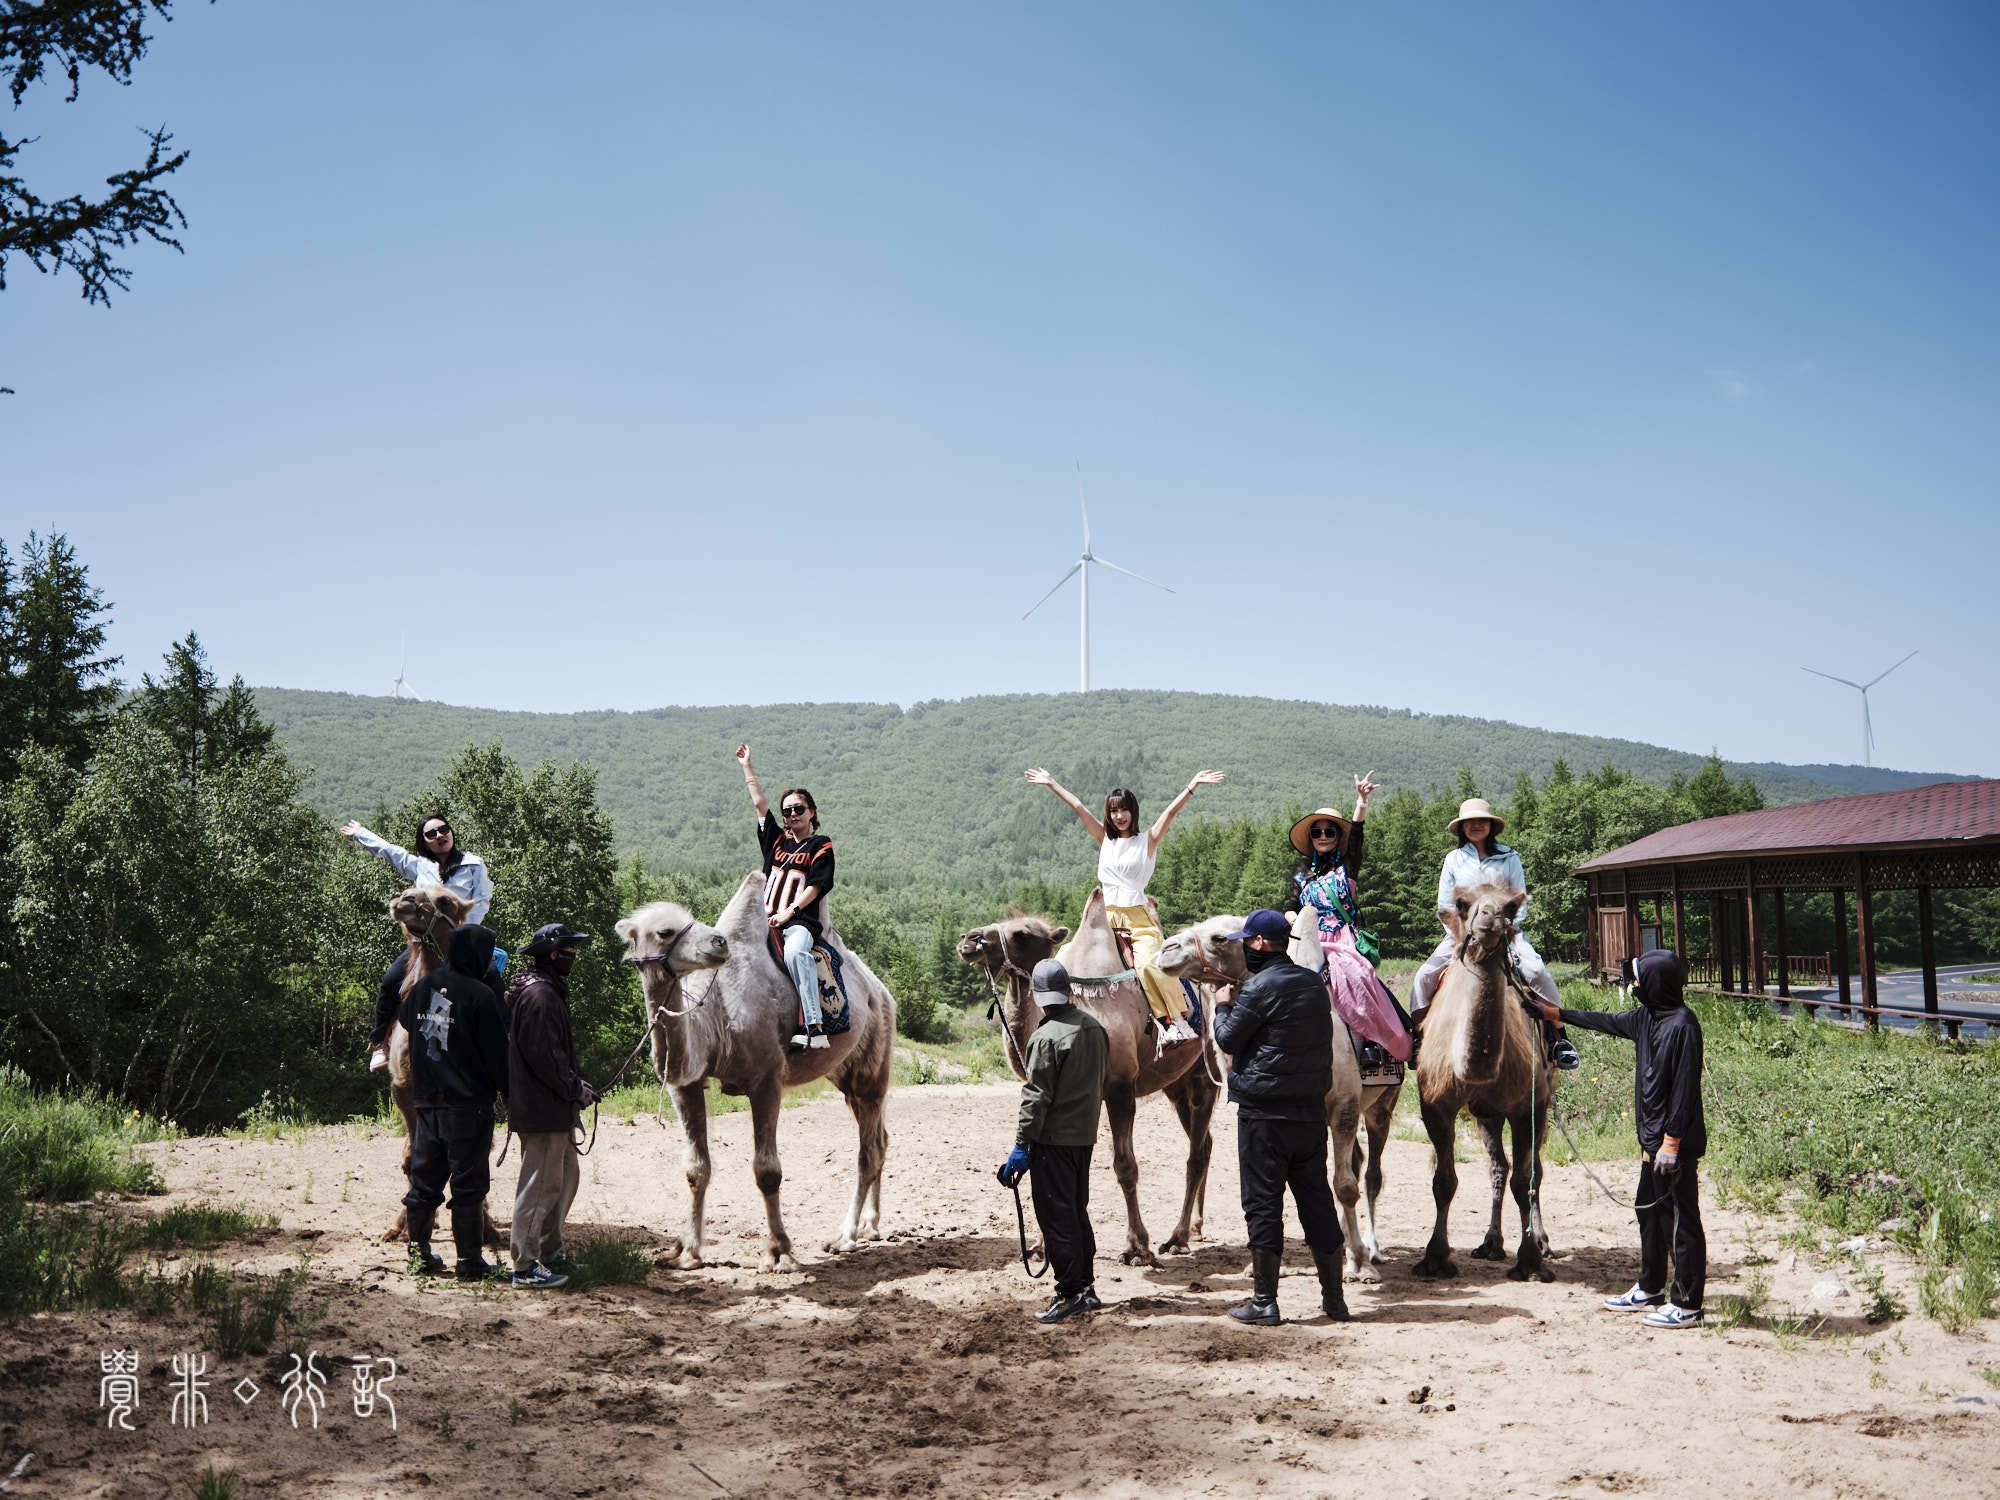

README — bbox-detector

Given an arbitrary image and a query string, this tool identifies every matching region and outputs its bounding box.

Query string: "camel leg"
[747,1076,799,1271]
[1156,1068,1216,1255]
[1327,1102,1366,1279]
[665,1082,711,1269]
[383,1078,416,1242]
[1505,1110,1554,1282]
[1412,1096,1460,1279]
[827,1080,889,1253]
[1105,1086,1155,1266]
[1470,1116,1510,1260]
[1357,1086,1397,1267]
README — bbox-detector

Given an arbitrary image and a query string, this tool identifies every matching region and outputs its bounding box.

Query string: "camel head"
[957,913,1069,984]
[1442,875,1525,968]
[389,885,473,941]
[1158,915,1249,986]
[616,901,731,977]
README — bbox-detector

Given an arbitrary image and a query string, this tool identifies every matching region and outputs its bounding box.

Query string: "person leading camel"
[507,923,599,1291]
[736,744,834,1051]
[997,959,1110,1325]
[1212,909,1349,1326]
[1024,766,1223,1047]
[1281,772,1411,1069]
[401,922,510,1281]
[342,812,497,1071]
[1536,949,1707,1328]
[1407,798,1578,1071]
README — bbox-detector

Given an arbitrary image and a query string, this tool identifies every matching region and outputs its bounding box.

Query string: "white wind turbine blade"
[1090,555,1176,594]
[1022,561,1083,620]
[1801,666,1864,692]
[1863,648,1920,691]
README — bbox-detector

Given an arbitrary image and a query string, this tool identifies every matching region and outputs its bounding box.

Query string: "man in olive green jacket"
[997,959,1110,1324]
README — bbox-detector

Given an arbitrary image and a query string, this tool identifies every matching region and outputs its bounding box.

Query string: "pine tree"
[137,630,217,785]
[10,531,120,770]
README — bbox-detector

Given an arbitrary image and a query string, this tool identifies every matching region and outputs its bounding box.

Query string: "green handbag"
[1337,884,1382,967]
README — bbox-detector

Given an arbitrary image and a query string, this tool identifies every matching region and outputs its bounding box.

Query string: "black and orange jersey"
[758,812,836,940]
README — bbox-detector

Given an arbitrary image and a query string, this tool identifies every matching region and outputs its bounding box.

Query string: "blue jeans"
[781,924,824,1029]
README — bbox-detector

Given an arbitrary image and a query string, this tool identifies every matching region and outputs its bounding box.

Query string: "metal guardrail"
[1690,985,1996,1041]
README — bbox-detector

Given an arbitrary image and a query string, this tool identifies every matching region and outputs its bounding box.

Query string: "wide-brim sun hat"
[1447,797,1506,841]
[1289,807,1353,856]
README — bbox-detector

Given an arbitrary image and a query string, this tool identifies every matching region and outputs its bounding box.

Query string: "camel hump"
[1057,888,1129,979]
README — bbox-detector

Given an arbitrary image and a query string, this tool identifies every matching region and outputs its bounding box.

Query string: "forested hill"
[254,688,1967,894]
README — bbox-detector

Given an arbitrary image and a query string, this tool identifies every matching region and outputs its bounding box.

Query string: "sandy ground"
[2,1083,1995,1498]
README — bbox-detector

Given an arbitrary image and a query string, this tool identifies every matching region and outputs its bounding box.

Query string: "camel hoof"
[1469,1241,1507,1262]
[1367,1248,1387,1266]
[822,1236,857,1255]
[658,1242,702,1270]
[1506,1263,1556,1283]
[1350,1262,1382,1285]
[1413,1257,1457,1280]
[1120,1247,1160,1268]
[769,1251,801,1272]
[1156,1236,1191,1256]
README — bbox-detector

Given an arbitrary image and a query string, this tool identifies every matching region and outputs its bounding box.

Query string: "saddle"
[767,927,853,1037]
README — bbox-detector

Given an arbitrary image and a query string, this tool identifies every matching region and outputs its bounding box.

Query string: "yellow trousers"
[1107,904,1184,1024]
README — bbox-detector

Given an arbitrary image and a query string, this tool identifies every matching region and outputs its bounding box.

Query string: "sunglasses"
[781,804,811,818]
[1309,824,1340,839]
[422,826,452,841]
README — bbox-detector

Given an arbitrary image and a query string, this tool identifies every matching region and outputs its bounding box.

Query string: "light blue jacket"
[1437,841,1527,923]
[347,825,493,924]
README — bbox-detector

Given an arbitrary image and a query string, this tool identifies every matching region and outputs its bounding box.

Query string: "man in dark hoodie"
[400,923,511,1281]
[1211,908,1348,1326]
[1536,948,1706,1328]
[507,923,597,1291]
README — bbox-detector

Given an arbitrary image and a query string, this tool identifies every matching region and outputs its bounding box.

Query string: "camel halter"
[622,920,704,1017]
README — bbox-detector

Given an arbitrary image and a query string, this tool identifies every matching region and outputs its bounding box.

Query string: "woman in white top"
[1024,767,1225,1044]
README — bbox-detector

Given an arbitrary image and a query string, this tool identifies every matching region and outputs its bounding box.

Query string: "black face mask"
[1243,944,1281,974]
[545,951,577,978]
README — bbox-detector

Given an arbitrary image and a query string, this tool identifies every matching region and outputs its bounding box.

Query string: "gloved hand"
[997,1145,1031,1188]
[1653,1139,1680,1182]
[578,1082,599,1108]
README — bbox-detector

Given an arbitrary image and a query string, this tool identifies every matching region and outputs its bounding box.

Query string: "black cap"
[524,922,594,957]
[1226,909,1293,943]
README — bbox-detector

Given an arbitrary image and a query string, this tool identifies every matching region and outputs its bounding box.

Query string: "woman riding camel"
[736,743,834,1051]
[341,812,497,1071]
[1282,772,1412,1066]
[1024,765,1224,1047]
[1409,797,1579,1070]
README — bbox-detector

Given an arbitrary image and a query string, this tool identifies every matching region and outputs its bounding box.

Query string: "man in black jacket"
[401,923,511,1281]
[507,923,597,1291]
[1211,909,1348,1326]
[1536,948,1706,1327]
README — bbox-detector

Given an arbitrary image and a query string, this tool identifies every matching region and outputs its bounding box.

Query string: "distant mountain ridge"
[253,687,1970,895]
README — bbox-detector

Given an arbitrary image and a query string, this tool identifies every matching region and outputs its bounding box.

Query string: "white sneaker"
[807,1027,831,1050]
[1643,1304,1703,1329]
[1168,1019,1198,1044]
[1603,1284,1666,1312]
[790,1031,810,1050]
[368,1047,389,1072]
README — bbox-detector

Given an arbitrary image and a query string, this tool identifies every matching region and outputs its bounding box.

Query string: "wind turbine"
[1022,465,1174,693]
[1801,649,1918,767]
[392,638,418,702]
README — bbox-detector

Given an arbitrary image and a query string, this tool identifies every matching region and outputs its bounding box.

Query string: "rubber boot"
[452,1202,499,1281]
[406,1205,445,1276]
[1312,1247,1351,1322]
[1228,1248,1283,1325]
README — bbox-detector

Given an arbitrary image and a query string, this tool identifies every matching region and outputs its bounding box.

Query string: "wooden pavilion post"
[1585,879,1599,978]
[1670,867,1685,961]
[1714,896,1732,992]
[1918,883,1940,1028]
[1773,888,1790,998]
[1745,867,1765,994]
[1855,856,1879,1032]
[1832,885,1851,1017]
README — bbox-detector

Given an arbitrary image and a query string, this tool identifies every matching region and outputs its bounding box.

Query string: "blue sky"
[6,2,1996,775]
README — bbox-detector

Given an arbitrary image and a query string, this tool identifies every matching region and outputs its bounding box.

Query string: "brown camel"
[1411,873,1555,1283]
[618,879,893,1271]
[1155,910,1404,1280]
[958,889,1221,1263]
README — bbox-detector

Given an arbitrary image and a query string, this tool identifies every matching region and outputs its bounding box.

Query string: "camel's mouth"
[956,933,994,965]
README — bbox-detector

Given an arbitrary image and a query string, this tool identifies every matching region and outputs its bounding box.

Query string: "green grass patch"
[190,1463,240,1500]
[0,1196,278,1319]
[559,1234,655,1292]
[595,1075,840,1122]
[1961,971,2000,985]
[208,1268,308,1358]
[0,1065,171,1200]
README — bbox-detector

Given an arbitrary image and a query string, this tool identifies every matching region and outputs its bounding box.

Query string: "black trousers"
[1637,1155,1706,1310]
[1029,1142,1096,1298]
[1237,1115,1344,1257]
[402,1106,494,1211]
[368,951,411,1048]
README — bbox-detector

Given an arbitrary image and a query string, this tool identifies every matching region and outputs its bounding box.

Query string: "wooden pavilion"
[1574,779,2000,1033]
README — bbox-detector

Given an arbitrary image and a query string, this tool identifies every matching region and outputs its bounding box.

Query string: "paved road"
[1775,960,2000,1038]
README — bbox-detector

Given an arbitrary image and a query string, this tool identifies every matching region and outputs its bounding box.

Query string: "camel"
[618,879,894,1271]
[957,889,1221,1264]
[1410,873,1555,1284]
[1155,910,1404,1280]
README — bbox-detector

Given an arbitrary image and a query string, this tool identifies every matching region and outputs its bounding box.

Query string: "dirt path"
[3,1084,1995,1497]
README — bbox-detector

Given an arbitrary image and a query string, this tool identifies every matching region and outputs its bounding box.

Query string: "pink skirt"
[1321,925,1412,1062]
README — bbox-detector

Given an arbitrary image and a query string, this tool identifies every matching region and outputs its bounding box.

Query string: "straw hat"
[1448,797,1505,841]
[1289,807,1353,856]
